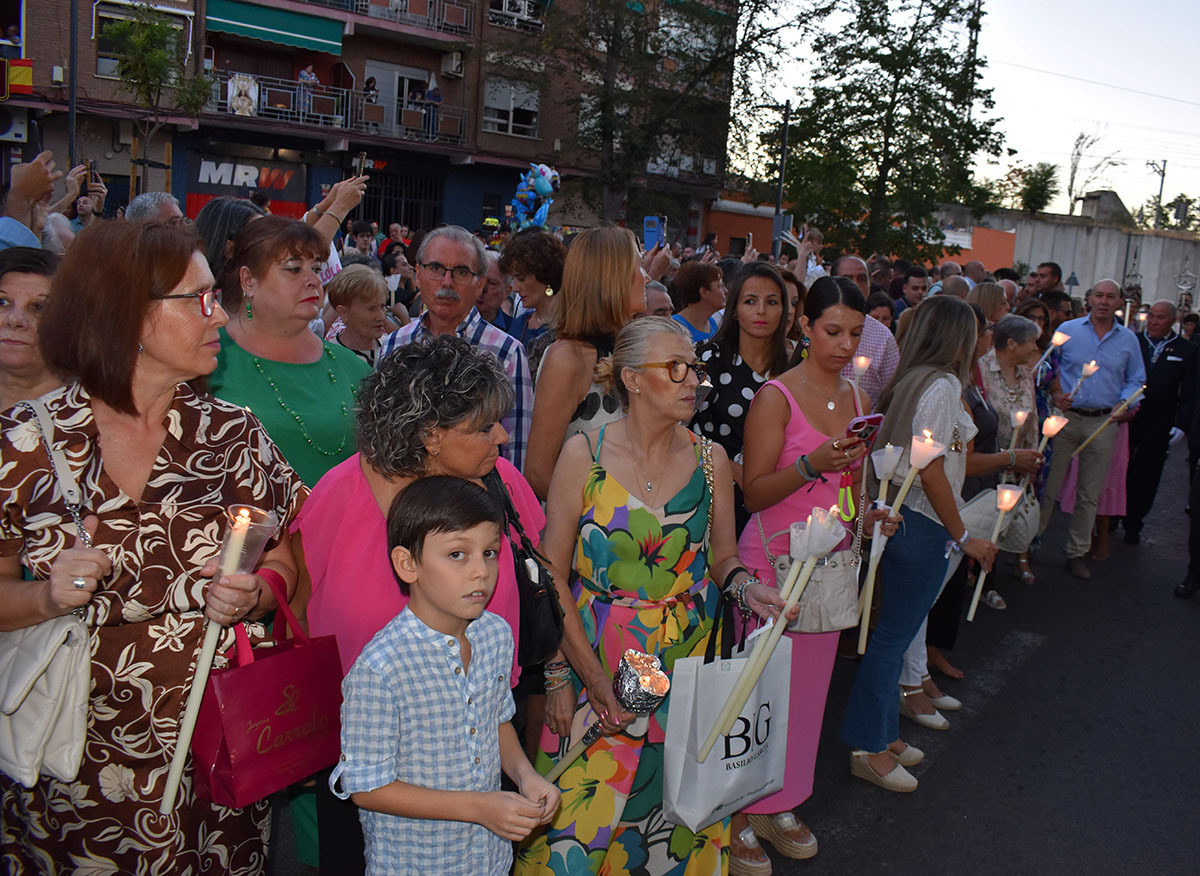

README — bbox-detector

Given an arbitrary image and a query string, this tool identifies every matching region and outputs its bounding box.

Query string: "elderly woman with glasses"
[379,224,533,470]
[0,222,305,874]
[516,317,795,876]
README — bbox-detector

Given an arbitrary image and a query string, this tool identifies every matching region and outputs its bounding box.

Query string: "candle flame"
[1013,410,1029,426]
[854,355,870,375]
[1043,415,1068,437]
[997,485,1022,512]
[234,508,251,527]
[922,429,933,441]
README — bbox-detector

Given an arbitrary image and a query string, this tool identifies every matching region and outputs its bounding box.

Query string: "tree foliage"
[1135,192,1200,232]
[1016,162,1059,213]
[504,0,826,222]
[779,0,1003,262]
[102,3,210,189]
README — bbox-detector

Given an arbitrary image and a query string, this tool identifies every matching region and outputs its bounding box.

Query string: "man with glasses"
[378,224,532,468]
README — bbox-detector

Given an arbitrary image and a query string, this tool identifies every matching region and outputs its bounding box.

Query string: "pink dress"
[292,454,543,683]
[1059,421,1129,516]
[736,379,854,814]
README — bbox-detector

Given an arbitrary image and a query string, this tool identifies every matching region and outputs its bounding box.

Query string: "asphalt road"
[776,447,1200,875]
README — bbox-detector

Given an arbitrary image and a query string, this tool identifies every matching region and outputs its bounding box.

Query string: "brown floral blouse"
[0,383,307,875]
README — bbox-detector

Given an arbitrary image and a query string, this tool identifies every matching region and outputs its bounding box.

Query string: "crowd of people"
[0,153,1194,876]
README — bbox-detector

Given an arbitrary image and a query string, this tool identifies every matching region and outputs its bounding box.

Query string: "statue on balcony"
[227,74,257,117]
[511,163,560,230]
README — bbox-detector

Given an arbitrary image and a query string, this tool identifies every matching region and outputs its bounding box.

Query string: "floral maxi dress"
[515,425,729,876]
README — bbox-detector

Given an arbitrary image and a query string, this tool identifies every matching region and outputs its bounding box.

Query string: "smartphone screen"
[746,231,753,251]
[643,216,661,252]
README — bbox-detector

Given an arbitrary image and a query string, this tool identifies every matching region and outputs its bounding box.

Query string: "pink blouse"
[292,455,544,683]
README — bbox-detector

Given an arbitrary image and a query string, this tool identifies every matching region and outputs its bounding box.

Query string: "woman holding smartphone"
[733,276,899,873]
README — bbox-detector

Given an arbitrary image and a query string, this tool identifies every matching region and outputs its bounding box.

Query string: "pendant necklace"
[632,455,654,495]
[800,371,836,410]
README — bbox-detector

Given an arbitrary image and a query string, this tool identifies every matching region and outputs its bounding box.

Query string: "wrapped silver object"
[546,650,669,782]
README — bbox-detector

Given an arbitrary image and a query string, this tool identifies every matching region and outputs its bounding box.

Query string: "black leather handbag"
[482,469,564,666]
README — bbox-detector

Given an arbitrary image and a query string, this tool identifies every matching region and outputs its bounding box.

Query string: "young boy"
[331,476,559,876]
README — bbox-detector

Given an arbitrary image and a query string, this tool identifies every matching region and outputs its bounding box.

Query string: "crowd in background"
[0,153,1193,876]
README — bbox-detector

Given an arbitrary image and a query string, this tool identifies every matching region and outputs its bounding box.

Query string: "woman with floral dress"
[0,222,305,873]
[516,317,792,876]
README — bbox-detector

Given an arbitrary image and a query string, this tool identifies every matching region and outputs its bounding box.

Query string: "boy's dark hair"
[1184,313,1199,326]
[386,476,505,594]
[352,220,374,237]
[994,266,1021,283]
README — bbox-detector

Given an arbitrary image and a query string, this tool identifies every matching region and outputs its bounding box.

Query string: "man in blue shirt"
[1039,279,1146,579]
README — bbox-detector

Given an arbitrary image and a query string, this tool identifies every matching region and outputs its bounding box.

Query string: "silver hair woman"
[516,316,791,876]
[289,333,546,872]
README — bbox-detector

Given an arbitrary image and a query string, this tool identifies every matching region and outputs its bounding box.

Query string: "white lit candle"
[1033,331,1070,372]
[1008,410,1029,452]
[856,433,944,654]
[160,504,277,814]
[853,355,870,384]
[1136,311,1147,330]
[967,485,1023,621]
[1070,360,1099,396]
[1037,415,1068,453]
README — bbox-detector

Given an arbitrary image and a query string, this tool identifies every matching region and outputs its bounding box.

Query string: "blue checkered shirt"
[333,609,516,876]
[378,308,532,470]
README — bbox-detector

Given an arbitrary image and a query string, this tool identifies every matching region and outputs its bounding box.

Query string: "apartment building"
[5,0,731,235]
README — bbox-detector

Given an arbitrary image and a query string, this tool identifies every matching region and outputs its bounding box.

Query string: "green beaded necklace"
[251,349,351,457]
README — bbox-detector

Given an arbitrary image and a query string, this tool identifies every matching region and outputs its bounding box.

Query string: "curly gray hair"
[356,335,514,477]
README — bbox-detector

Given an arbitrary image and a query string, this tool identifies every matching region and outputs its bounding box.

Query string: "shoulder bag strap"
[19,400,91,549]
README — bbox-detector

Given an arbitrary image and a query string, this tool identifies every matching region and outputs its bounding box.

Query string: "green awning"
[206,0,343,55]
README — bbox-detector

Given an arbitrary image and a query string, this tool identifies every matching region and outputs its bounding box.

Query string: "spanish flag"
[0,59,31,99]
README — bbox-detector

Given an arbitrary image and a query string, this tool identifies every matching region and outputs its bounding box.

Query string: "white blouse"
[890,374,977,526]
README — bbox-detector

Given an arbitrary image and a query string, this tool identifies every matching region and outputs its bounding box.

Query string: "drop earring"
[544,286,555,297]
[137,343,143,354]
[800,334,811,360]
[245,299,254,320]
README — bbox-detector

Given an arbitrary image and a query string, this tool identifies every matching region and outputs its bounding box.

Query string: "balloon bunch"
[512,163,560,229]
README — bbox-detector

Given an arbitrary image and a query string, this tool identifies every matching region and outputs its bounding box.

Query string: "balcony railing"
[349,93,470,147]
[209,70,352,130]
[355,0,474,36]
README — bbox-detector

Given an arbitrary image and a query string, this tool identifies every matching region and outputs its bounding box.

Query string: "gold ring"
[833,439,841,451]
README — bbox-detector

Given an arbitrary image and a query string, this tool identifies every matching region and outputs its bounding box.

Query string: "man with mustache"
[379,225,532,468]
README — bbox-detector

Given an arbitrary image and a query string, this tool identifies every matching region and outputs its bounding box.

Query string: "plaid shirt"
[333,609,516,876]
[841,314,899,409]
[379,308,532,470]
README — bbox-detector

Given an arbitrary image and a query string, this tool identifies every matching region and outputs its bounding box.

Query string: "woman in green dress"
[209,215,369,869]
[516,317,792,876]
[210,216,369,488]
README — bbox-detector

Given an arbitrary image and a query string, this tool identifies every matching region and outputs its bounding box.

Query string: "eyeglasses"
[153,289,217,317]
[419,262,479,284]
[638,360,707,383]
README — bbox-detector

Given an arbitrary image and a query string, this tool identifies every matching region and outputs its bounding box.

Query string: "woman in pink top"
[291,334,546,874]
[732,276,898,874]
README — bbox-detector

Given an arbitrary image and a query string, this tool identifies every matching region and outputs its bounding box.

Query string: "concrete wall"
[939,205,1200,307]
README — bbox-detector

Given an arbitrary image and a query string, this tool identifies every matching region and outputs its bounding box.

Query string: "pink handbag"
[190,576,342,808]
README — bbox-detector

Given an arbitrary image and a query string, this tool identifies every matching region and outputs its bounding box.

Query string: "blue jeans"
[840,511,951,752]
